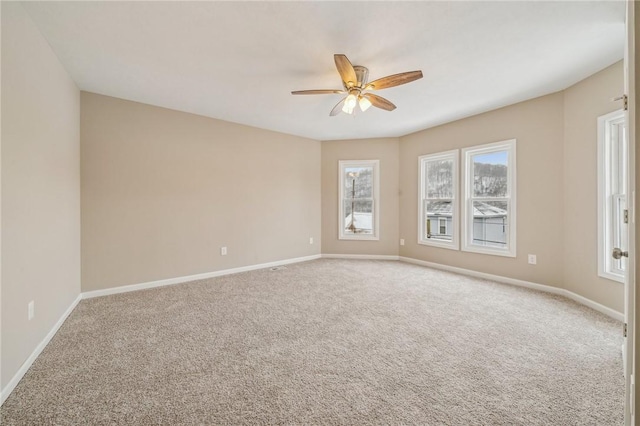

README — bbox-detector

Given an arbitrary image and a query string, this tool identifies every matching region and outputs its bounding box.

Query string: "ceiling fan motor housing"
[352,66,369,89]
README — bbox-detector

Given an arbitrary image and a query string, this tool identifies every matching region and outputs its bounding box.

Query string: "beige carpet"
[1,259,624,425]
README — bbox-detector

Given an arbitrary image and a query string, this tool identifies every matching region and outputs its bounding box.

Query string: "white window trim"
[338,159,380,241]
[597,109,626,283]
[418,150,459,250]
[461,139,517,257]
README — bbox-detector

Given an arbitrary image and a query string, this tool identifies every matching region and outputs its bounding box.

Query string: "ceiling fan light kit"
[292,54,423,117]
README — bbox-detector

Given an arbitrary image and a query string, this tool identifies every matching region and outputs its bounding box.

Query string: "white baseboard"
[562,289,624,322]
[321,254,400,260]
[82,254,322,299]
[399,256,624,322]
[1,253,623,407]
[1,253,322,405]
[1,293,82,406]
[85,252,623,320]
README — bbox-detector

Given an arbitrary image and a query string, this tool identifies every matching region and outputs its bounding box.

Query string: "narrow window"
[439,218,447,235]
[338,160,380,240]
[462,140,516,257]
[598,110,626,283]
[418,150,458,249]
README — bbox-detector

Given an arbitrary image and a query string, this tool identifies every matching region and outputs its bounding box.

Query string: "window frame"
[597,109,626,283]
[461,139,517,257]
[418,150,459,250]
[338,159,380,241]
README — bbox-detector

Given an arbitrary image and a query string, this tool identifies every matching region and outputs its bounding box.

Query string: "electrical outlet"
[400,239,405,246]
[528,254,537,265]
[28,301,34,320]
[309,237,314,245]
[221,246,227,256]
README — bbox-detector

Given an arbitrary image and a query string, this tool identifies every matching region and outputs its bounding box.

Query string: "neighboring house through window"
[419,150,459,249]
[462,139,516,257]
[338,160,380,240]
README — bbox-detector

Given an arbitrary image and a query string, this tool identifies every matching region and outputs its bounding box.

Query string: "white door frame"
[624,1,635,424]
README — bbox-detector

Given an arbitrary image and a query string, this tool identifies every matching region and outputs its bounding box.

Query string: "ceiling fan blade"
[366,70,423,90]
[291,89,345,95]
[330,96,347,116]
[334,54,357,87]
[363,93,396,111]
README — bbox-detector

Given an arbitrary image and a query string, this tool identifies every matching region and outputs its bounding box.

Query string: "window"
[598,110,626,283]
[338,160,380,240]
[418,150,458,249]
[462,140,516,257]
[439,218,447,235]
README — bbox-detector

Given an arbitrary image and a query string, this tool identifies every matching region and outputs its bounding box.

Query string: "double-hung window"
[462,140,516,257]
[598,110,626,283]
[418,150,458,249]
[338,160,380,240]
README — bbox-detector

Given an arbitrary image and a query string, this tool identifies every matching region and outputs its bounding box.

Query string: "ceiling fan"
[292,54,423,116]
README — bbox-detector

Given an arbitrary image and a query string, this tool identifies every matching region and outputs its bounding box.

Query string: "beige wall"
[81,92,321,292]
[393,62,623,312]
[563,61,624,312]
[399,93,566,288]
[1,2,81,390]
[321,138,399,256]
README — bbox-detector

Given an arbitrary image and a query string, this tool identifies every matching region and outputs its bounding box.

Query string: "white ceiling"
[22,1,625,141]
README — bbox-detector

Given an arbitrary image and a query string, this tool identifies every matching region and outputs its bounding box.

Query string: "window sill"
[418,239,459,251]
[461,244,516,258]
[598,271,624,284]
[339,235,380,241]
